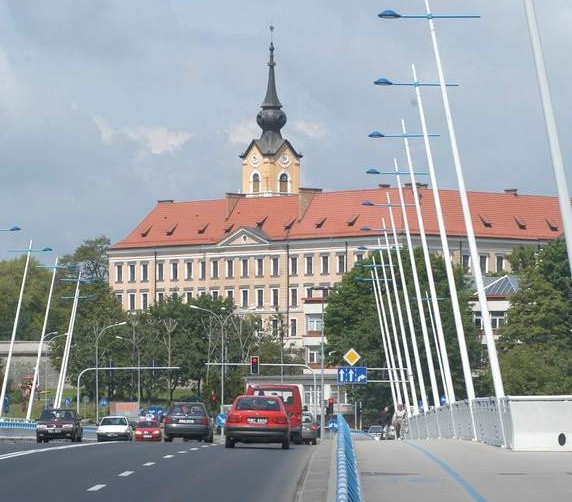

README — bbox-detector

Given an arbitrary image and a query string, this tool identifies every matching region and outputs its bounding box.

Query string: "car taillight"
[199,416,209,425]
[226,413,241,423]
[163,416,173,424]
[272,415,288,425]
[310,424,317,430]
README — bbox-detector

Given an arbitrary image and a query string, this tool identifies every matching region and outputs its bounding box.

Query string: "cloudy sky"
[0,0,570,263]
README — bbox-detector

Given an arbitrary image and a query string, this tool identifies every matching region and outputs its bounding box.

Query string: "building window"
[156,262,164,282]
[321,255,329,275]
[480,255,488,274]
[185,261,193,280]
[290,318,297,337]
[211,260,219,279]
[241,289,249,309]
[307,314,323,331]
[226,259,234,278]
[289,256,298,276]
[306,287,313,298]
[256,288,264,308]
[256,258,264,277]
[128,293,136,311]
[496,255,505,273]
[305,256,313,275]
[279,173,288,193]
[290,288,298,308]
[199,260,206,280]
[337,255,346,274]
[272,288,279,307]
[308,349,318,364]
[462,254,470,272]
[141,263,148,282]
[211,290,219,301]
[116,293,122,304]
[185,291,193,303]
[157,291,164,303]
[171,262,178,281]
[115,264,123,283]
[141,293,148,310]
[241,258,249,278]
[226,289,234,301]
[253,173,260,193]
[355,253,364,264]
[128,264,136,282]
[271,257,279,276]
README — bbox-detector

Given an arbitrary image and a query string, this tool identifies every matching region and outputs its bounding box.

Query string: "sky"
[0,0,570,263]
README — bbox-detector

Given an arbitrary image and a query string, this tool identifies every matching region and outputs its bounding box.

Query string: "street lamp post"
[310,285,334,441]
[95,322,127,423]
[0,240,52,418]
[43,332,65,408]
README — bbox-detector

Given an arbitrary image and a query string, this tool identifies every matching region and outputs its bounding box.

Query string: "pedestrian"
[379,406,392,439]
[392,403,407,440]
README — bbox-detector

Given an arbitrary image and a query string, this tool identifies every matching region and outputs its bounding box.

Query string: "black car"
[36,408,83,443]
[163,402,213,443]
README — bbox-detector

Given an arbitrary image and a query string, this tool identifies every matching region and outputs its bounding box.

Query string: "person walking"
[392,403,407,440]
[379,406,392,439]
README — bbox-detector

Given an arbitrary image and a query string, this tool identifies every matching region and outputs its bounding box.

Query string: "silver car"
[301,412,318,445]
[163,402,213,443]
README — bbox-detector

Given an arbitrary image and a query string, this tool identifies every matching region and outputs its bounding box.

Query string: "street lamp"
[114,335,141,413]
[95,322,127,423]
[0,240,53,418]
[190,305,227,415]
[309,285,334,441]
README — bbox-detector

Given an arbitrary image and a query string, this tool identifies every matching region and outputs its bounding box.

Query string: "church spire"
[256,26,287,152]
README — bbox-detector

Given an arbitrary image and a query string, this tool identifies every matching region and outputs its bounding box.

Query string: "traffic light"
[250,355,260,375]
[210,393,217,404]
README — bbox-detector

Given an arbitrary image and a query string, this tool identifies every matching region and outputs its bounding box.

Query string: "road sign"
[64,397,71,407]
[343,348,361,366]
[99,397,108,407]
[215,413,227,427]
[337,366,367,385]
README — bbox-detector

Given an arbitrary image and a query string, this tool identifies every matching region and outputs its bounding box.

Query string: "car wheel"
[225,436,234,448]
[164,436,173,442]
[311,438,317,445]
[282,437,290,450]
[36,437,42,443]
[206,434,214,443]
[97,438,103,443]
[77,435,83,443]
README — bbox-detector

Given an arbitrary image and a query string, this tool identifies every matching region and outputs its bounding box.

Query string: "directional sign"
[215,413,227,427]
[337,366,367,385]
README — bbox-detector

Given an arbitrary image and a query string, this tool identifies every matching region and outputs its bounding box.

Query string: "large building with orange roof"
[108,41,564,371]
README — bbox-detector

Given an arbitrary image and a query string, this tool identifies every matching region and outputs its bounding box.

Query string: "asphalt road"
[0,438,315,502]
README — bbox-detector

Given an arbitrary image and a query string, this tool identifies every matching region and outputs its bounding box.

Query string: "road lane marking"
[178,450,187,453]
[87,485,106,492]
[189,447,199,451]
[163,454,174,458]
[143,462,156,467]
[118,471,134,477]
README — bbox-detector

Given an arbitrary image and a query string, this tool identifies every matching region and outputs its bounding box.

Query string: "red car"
[224,395,291,449]
[134,419,162,442]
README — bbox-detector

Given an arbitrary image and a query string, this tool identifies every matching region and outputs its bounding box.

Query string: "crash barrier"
[406,395,572,451]
[0,418,36,430]
[336,414,362,502]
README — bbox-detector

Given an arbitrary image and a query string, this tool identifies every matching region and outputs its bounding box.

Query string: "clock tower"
[240,29,302,197]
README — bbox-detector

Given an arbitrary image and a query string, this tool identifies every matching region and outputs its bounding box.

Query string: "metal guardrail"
[336,415,362,502]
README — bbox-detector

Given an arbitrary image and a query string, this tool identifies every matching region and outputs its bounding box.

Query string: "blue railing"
[0,418,36,430]
[336,415,362,502]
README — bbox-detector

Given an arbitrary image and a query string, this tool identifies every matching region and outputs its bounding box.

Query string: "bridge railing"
[335,414,362,502]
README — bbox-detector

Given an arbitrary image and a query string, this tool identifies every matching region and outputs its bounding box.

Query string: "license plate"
[178,419,194,424]
[247,418,267,424]
[49,429,61,433]
[143,434,152,438]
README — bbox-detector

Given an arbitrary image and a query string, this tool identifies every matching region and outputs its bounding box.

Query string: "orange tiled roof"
[110,187,564,250]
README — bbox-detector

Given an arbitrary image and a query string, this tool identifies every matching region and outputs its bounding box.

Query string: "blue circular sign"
[99,397,108,407]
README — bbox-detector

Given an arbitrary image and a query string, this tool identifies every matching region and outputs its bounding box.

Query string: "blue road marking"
[407,442,488,502]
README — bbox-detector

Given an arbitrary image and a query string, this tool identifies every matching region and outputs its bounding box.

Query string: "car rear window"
[101,417,127,426]
[302,415,314,424]
[250,388,295,406]
[137,421,159,428]
[236,397,280,411]
[167,404,206,416]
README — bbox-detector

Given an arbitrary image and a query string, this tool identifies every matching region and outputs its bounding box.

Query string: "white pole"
[370,268,397,407]
[425,291,447,399]
[386,194,420,415]
[0,239,33,418]
[524,0,572,273]
[401,124,454,404]
[394,160,431,413]
[381,217,413,415]
[27,257,59,418]
[423,0,504,398]
[372,257,401,405]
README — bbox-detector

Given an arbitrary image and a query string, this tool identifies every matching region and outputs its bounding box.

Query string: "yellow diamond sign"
[343,348,361,367]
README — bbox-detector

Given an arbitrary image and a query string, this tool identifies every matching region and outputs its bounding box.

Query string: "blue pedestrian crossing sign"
[337,366,367,385]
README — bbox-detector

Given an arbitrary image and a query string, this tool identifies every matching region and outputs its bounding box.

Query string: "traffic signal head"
[250,355,260,374]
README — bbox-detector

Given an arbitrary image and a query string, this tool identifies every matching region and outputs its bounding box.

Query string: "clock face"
[250,154,260,167]
[278,153,290,167]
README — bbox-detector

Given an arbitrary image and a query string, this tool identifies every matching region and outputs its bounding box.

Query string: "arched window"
[279,173,288,194]
[252,173,260,193]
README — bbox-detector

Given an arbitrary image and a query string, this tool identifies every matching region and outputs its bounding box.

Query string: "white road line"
[142,462,155,467]
[118,471,134,477]
[189,447,199,451]
[87,484,106,492]
[178,450,187,454]
[163,454,174,458]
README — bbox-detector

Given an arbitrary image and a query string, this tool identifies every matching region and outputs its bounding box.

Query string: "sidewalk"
[296,436,337,502]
